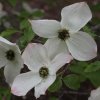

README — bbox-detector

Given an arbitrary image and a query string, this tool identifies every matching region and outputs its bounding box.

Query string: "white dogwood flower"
[11,43,73,98]
[30,2,97,61]
[88,87,100,100]
[0,36,23,86]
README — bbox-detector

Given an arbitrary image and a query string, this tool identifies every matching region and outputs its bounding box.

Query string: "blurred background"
[0,0,99,100]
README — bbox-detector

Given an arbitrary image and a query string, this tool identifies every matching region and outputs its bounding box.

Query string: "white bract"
[88,87,100,100]
[0,36,23,86]
[11,43,73,98]
[30,2,97,61]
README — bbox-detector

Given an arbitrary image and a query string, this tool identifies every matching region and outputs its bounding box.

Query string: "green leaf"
[85,61,100,72]
[86,70,100,87]
[23,27,34,43]
[91,4,100,11]
[20,19,30,30]
[0,87,11,100]
[69,62,88,75]
[8,0,17,6]
[18,28,34,49]
[0,28,18,38]
[19,11,30,18]
[69,61,88,82]
[20,19,34,42]
[49,97,58,100]
[18,19,35,49]
[0,95,2,100]
[78,75,87,82]
[83,26,96,37]
[69,61,100,87]
[31,9,44,18]
[19,9,44,18]
[92,17,100,24]
[63,74,80,90]
[48,76,62,92]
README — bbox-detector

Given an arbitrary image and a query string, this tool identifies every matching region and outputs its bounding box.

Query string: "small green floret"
[39,67,49,78]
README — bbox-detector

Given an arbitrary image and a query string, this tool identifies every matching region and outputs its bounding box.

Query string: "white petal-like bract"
[88,87,100,100]
[22,43,50,72]
[49,52,73,75]
[29,20,61,38]
[61,2,92,33]
[35,75,56,98]
[4,64,22,86]
[44,38,69,60]
[66,31,97,61]
[11,72,42,96]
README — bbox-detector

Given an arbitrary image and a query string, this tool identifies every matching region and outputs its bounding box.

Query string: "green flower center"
[58,29,70,40]
[39,67,49,78]
[6,50,15,61]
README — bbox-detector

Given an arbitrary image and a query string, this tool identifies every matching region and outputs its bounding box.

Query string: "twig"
[63,91,90,95]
